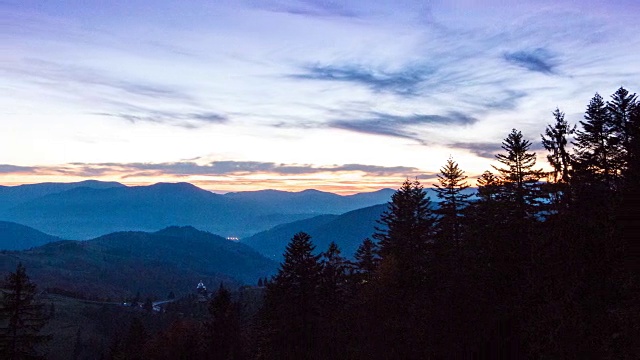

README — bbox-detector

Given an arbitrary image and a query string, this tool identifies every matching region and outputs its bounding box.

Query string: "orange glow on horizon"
[0,173,449,195]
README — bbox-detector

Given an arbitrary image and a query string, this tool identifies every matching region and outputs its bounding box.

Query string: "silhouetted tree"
[493,128,544,219]
[607,87,638,155]
[433,157,471,250]
[0,263,50,360]
[318,242,349,358]
[260,232,322,359]
[352,238,379,283]
[369,179,437,359]
[573,93,619,190]
[374,178,435,282]
[319,242,348,306]
[206,283,242,360]
[542,108,575,184]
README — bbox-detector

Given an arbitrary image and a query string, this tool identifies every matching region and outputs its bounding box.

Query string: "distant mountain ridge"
[223,188,395,214]
[0,180,125,211]
[242,204,389,260]
[0,221,63,250]
[0,226,278,299]
[0,180,395,240]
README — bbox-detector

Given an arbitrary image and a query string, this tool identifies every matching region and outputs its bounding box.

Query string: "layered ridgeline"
[0,181,394,239]
[242,187,476,260]
[0,221,63,250]
[0,226,277,299]
[242,204,388,260]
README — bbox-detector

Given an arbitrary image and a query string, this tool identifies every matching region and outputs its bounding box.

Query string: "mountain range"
[0,180,395,239]
[0,221,63,250]
[242,204,388,260]
[0,226,277,299]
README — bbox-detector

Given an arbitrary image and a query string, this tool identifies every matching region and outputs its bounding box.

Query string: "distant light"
[226,236,240,241]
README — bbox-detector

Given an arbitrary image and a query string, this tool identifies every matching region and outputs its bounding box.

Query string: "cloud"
[249,0,359,18]
[328,111,478,144]
[479,90,528,110]
[116,161,420,177]
[453,136,546,159]
[4,59,232,128]
[503,48,558,74]
[290,63,433,96]
[0,161,421,178]
[10,59,193,102]
[451,142,503,159]
[97,110,229,128]
[0,165,38,174]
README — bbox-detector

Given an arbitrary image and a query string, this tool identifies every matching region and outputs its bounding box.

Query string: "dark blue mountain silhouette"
[0,225,277,299]
[0,221,62,250]
[0,181,394,240]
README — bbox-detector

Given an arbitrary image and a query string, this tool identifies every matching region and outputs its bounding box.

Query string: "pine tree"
[370,179,437,359]
[318,242,349,359]
[477,170,501,203]
[352,238,379,283]
[573,93,618,189]
[373,178,435,282]
[261,232,322,359]
[206,283,241,360]
[0,263,50,360]
[607,87,638,153]
[541,108,576,183]
[433,157,471,249]
[319,242,348,305]
[493,128,544,219]
[541,108,576,212]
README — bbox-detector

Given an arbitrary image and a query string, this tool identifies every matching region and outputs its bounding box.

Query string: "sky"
[1,0,639,194]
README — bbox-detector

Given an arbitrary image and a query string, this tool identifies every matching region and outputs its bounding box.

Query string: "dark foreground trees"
[0,263,50,360]
[259,232,322,359]
[7,87,635,360]
[253,88,638,359]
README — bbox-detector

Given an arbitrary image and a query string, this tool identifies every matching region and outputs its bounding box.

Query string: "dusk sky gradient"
[1,0,639,193]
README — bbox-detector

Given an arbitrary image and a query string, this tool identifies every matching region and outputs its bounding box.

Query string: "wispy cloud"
[452,135,547,159]
[451,142,503,159]
[3,59,232,128]
[116,161,420,177]
[96,109,228,129]
[290,63,433,96]
[248,0,359,18]
[504,48,558,74]
[8,59,193,102]
[0,165,38,174]
[477,90,529,110]
[328,111,478,144]
[0,161,420,178]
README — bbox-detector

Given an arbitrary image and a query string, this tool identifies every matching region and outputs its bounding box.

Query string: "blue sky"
[1,0,639,193]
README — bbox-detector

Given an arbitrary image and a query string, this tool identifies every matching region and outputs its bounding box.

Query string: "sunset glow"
[2,0,639,192]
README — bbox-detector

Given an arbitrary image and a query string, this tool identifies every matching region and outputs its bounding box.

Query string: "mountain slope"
[241,214,340,259]
[0,226,278,299]
[0,180,125,211]
[242,204,388,260]
[0,221,63,250]
[223,188,395,215]
[0,182,394,240]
